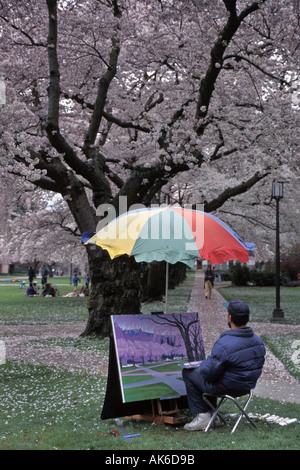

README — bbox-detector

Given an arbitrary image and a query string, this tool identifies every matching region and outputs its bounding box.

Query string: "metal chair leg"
[203,395,227,432]
[202,390,257,433]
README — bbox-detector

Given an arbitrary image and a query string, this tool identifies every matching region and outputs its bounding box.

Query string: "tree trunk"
[141,261,187,302]
[168,263,187,289]
[81,247,141,338]
[141,261,164,302]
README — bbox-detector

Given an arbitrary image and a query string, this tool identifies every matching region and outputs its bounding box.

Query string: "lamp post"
[271,182,284,320]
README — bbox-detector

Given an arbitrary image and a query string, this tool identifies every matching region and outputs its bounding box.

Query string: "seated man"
[42,283,56,297]
[182,298,266,431]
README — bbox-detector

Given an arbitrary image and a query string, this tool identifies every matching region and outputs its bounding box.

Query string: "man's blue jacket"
[198,327,266,392]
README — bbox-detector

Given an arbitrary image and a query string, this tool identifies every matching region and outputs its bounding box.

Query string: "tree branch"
[44,1,113,193]
[61,90,151,133]
[218,208,274,230]
[223,54,289,85]
[195,1,261,135]
[205,171,269,212]
[46,0,60,128]
[0,14,45,47]
[83,39,120,151]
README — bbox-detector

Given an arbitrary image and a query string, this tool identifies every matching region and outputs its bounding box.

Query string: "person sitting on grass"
[79,284,89,296]
[182,298,266,432]
[32,282,40,295]
[25,283,36,297]
[41,283,56,297]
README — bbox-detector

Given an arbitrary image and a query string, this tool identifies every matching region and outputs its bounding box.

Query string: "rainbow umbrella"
[82,206,255,312]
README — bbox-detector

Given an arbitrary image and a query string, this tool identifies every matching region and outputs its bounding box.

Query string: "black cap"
[227,298,250,316]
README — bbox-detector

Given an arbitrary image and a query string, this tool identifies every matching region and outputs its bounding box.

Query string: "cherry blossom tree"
[0,0,299,336]
[3,192,87,271]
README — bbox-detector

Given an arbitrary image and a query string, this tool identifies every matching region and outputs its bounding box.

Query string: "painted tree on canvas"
[148,313,205,362]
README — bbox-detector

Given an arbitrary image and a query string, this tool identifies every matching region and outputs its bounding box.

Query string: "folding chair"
[202,390,257,433]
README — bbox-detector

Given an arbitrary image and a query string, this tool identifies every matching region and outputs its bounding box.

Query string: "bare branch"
[0,14,45,47]
[83,39,120,151]
[195,1,261,135]
[218,209,274,230]
[205,171,270,212]
[223,54,289,85]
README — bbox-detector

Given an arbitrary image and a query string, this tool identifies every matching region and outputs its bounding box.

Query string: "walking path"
[188,271,300,404]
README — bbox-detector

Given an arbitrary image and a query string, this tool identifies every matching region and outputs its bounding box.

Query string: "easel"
[128,397,187,425]
[101,313,203,424]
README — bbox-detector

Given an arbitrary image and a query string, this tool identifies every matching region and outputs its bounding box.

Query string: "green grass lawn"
[0,271,299,450]
[0,360,299,450]
[219,285,300,324]
[0,277,88,325]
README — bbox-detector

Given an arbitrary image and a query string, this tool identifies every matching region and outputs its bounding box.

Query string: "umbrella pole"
[165,262,169,314]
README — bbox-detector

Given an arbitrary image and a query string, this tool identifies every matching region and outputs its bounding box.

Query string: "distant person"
[41,264,49,288]
[32,282,40,295]
[27,266,35,283]
[182,299,266,431]
[80,284,89,296]
[42,283,55,297]
[26,283,36,296]
[72,273,81,292]
[212,266,221,282]
[204,265,214,299]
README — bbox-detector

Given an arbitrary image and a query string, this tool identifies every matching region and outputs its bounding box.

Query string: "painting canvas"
[111,313,205,403]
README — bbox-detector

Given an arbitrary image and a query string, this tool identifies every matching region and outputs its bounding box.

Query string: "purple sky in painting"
[112,313,204,365]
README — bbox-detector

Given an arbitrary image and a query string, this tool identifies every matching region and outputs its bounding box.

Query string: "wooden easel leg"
[127,398,187,425]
